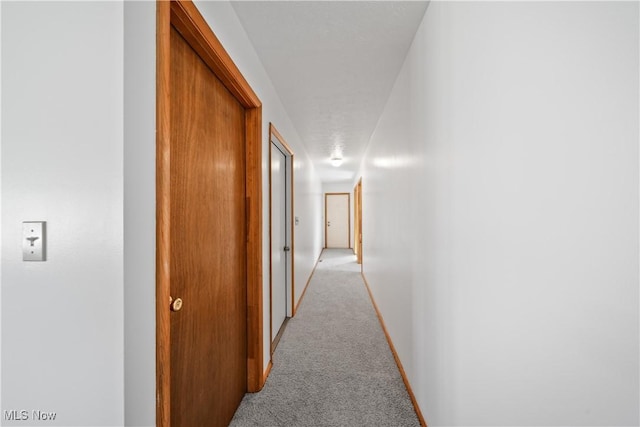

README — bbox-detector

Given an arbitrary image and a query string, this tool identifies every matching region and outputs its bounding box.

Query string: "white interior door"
[326,193,350,248]
[271,144,288,342]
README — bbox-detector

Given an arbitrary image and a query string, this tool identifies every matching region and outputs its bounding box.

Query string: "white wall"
[1,2,125,426]
[292,156,324,305]
[123,1,156,426]
[194,0,324,377]
[358,2,639,425]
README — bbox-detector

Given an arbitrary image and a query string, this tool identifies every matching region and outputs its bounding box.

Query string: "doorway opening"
[325,193,351,249]
[156,2,263,426]
[269,124,295,354]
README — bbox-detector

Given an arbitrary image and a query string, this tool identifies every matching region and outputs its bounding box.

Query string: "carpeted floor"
[230,249,421,427]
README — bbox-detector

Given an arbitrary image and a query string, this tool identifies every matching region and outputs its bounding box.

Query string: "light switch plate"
[23,221,46,261]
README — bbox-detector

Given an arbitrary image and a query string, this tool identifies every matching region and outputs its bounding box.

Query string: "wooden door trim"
[355,178,363,266]
[156,3,171,426]
[268,124,296,354]
[270,123,295,156]
[169,1,260,108]
[156,2,263,426]
[353,181,358,257]
[324,192,351,249]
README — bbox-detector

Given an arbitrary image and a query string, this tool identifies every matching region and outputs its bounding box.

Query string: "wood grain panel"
[155,2,171,426]
[245,106,263,392]
[157,3,264,426]
[170,0,260,108]
[169,26,247,427]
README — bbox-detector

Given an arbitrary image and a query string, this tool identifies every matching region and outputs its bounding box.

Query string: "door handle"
[283,246,290,252]
[170,296,183,312]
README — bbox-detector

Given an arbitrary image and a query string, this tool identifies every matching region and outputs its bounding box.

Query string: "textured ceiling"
[231,1,429,183]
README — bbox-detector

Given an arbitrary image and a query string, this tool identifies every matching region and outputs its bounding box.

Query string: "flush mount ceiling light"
[330,144,344,167]
[330,156,343,167]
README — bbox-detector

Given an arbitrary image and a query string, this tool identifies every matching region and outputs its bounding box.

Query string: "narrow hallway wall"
[358,2,639,425]
[124,1,156,426]
[2,2,125,425]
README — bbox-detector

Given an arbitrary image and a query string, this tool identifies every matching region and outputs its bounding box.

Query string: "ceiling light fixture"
[330,156,343,167]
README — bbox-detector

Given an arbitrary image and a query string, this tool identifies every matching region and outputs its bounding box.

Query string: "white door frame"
[269,124,295,353]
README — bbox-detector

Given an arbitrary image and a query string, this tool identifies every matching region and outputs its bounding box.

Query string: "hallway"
[230,249,420,426]
[2,1,638,426]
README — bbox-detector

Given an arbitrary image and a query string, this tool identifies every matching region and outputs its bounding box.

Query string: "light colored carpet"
[230,249,421,427]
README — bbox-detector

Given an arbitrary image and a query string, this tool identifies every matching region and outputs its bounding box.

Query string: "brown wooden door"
[169,26,247,427]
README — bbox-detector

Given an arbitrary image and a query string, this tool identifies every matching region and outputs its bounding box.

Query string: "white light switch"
[23,221,46,261]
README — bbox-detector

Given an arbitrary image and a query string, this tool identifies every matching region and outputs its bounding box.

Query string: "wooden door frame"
[156,1,263,426]
[268,124,296,353]
[354,178,362,266]
[324,192,351,249]
[353,182,359,257]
